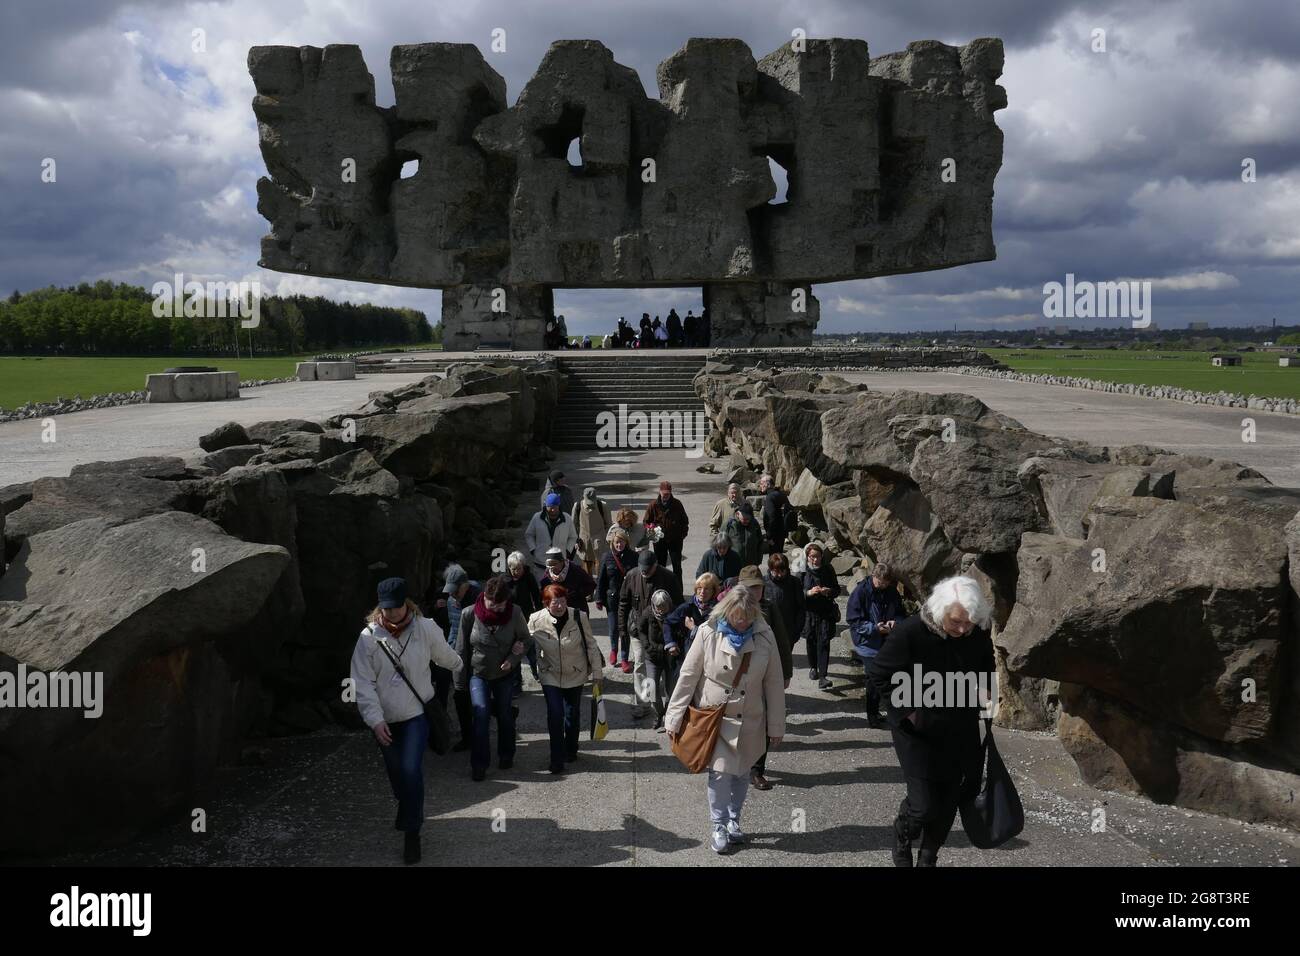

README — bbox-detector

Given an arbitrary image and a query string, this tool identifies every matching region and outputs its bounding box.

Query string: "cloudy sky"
[2,0,1297,335]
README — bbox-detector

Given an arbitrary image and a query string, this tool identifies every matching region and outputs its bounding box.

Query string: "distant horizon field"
[0,346,437,409]
[982,348,1300,401]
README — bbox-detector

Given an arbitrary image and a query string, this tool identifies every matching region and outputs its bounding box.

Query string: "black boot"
[916,848,938,867]
[867,713,886,729]
[403,832,421,865]
[891,817,914,868]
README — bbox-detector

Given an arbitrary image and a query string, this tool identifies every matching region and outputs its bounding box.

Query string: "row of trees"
[0,282,434,354]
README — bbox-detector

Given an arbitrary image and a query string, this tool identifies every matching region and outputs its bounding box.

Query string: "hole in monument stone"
[567,137,583,168]
[763,146,795,205]
[399,159,418,180]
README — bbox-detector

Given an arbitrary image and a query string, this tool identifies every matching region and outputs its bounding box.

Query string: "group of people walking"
[352,470,997,867]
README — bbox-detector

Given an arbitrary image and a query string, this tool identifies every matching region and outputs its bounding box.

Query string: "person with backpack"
[664,585,785,855]
[528,583,606,774]
[351,577,464,864]
[572,486,612,577]
[847,562,908,729]
[801,542,842,690]
[454,575,533,782]
[596,527,634,668]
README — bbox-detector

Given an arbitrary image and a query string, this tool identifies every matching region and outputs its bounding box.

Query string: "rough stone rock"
[409,363,536,438]
[200,422,253,453]
[820,390,1020,482]
[69,456,192,480]
[861,485,960,597]
[6,474,190,541]
[201,444,263,475]
[1057,683,1300,830]
[247,430,350,466]
[249,35,1005,346]
[823,495,868,553]
[721,392,859,488]
[0,511,290,854]
[1001,496,1289,744]
[908,425,1049,554]
[1017,456,1174,539]
[355,393,515,480]
[244,419,325,444]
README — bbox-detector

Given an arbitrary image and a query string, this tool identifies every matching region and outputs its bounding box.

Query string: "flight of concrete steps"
[550,353,709,450]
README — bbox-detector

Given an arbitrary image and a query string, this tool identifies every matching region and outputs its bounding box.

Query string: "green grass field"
[982,348,1300,401]
[0,346,439,409]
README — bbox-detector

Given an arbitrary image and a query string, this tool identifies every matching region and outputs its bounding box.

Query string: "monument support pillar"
[441,283,552,350]
[702,281,819,347]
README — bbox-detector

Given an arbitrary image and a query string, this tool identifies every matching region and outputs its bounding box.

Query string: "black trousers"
[653,538,685,591]
[896,776,961,852]
[432,664,472,743]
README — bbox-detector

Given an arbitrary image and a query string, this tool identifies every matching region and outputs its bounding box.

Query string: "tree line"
[0,281,434,355]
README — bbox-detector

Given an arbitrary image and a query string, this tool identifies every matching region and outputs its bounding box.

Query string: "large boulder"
[354,393,515,480]
[1057,683,1300,830]
[199,421,252,453]
[0,511,290,854]
[1017,456,1174,538]
[860,485,961,597]
[5,473,191,542]
[244,418,325,444]
[721,392,858,488]
[1001,495,1289,745]
[820,390,1021,483]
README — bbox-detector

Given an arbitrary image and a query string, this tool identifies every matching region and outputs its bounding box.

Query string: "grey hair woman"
[865,574,995,868]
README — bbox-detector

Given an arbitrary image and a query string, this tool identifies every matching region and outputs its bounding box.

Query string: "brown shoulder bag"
[670,651,751,774]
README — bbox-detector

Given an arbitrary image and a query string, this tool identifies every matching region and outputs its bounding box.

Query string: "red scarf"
[378,608,412,637]
[611,547,627,575]
[474,593,512,627]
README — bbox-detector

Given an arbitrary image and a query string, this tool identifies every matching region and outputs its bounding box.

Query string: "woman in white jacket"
[664,584,785,855]
[350,577,463,865]
[528,583,606,774]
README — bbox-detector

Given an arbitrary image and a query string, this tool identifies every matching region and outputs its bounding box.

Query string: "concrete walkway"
[44,444,1300,866]
[0,375,430,484]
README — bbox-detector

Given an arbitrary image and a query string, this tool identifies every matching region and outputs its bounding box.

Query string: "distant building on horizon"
[1189,321,1209,331]
[1211,353,1242,367]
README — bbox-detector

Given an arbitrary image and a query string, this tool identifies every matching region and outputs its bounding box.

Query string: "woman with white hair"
[665,584,785,855]
[866,575,995,868]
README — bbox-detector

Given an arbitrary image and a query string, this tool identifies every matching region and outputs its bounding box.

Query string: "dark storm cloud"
[0,0,1296,333]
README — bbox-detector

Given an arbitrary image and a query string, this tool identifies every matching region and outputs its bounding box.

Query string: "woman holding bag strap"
[664,585,784,855]
[527,583,606,774]
[350,577,463,865]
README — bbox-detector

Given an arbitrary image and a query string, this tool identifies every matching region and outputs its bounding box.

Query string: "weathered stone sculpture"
[249,37,1005,348]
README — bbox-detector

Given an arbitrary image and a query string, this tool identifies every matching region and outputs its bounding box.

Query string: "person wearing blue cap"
[350,577,463,864]
[524,491,578,572]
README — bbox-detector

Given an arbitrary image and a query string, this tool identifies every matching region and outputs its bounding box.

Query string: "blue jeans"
[542,684,583,770]
[378,713,429,833]
[707,770,750,827]
[470,675,516,772]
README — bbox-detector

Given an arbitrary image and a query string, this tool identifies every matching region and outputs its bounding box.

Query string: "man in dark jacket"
[620,550,683,702]
[847,562,907,728]
[762,553,806,657]
[643,480,689,592]
[724,501,763,567]
[867,578,995,868]
[758,474,793,555]
[541,470,575,515]
[431,563,480,751]
[696,532,741,582]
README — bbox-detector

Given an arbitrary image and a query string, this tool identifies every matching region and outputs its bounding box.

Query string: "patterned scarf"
[378,609,412,637]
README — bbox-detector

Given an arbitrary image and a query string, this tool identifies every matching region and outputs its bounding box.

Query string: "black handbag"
[376,631,453,756]
[959,717,1024,849]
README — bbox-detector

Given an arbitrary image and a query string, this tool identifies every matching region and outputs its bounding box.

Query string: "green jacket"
[725,516,764,567]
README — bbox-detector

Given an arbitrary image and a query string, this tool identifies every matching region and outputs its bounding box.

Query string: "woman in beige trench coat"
[665,584,785,854]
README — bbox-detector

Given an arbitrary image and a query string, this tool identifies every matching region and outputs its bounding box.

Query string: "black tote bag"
[959,717,1024,849]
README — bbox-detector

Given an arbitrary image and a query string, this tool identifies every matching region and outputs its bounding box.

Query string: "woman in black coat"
[799,543,841,689]
[866,575,995,868]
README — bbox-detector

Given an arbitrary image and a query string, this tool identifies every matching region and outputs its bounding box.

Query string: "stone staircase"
[550,354,709,450]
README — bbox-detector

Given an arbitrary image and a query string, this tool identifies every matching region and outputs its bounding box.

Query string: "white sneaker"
[710,826,731,853]
[725,820,746,844]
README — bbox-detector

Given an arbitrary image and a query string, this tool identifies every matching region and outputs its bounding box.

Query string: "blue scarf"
[718,618,753,650]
